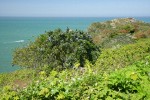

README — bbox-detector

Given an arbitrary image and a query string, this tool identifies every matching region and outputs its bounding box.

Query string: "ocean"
[0,17,150,73]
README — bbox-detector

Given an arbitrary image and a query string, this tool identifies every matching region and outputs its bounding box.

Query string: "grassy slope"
[95,38,150,72]
[0,69,36,89]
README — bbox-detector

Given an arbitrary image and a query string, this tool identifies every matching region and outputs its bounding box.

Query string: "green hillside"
[88,18,150,48]
[0,18,150,100]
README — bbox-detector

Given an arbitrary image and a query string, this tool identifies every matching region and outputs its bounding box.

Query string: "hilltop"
[88,18,150,48]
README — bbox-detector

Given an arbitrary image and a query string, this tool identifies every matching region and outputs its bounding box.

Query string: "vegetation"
[0,18,150,99]
[12,28,100,70]
[95,38,150,72]
[88,18,150,48]
[0,55,150,99]
[0,69,36,89]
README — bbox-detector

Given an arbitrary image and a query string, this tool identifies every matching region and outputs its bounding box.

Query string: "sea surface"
[0,17,150,73]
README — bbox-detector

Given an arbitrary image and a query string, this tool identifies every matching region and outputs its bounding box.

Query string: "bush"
[12,28,100,70]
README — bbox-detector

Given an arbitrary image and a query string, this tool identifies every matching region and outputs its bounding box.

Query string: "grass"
[0,69,36,89]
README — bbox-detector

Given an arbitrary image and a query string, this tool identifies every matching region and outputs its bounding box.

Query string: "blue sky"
[0,0,150,17]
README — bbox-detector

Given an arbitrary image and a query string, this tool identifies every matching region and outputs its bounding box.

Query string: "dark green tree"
[12,28,100,70]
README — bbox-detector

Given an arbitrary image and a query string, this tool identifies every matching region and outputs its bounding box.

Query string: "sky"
[0,0,150,17]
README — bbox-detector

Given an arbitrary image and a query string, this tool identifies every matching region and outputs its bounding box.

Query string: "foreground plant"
[1,55,150,99]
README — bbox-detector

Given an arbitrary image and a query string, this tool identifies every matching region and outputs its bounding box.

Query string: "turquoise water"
[0,17,150,73]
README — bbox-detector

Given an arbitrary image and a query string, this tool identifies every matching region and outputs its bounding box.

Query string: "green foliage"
[102,34,134,48]
[95,38,150,72]
[12,28,100,70]
[1,56,150,99]
[0,69,36,88]
[88,18,150,48]
[1,18,150,99]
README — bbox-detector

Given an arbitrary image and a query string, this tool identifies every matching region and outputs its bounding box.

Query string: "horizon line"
[0,16,150,18]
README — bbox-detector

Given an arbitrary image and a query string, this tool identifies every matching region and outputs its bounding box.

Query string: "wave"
[3,40,25,44]
[14,40,25,43]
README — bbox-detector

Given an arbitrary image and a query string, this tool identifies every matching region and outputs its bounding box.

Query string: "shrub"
[12,28,100,70]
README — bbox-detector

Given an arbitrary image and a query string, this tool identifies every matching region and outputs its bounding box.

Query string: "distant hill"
[88,18,150,48]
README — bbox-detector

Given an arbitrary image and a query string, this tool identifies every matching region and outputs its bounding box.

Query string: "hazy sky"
[0,0,150,17]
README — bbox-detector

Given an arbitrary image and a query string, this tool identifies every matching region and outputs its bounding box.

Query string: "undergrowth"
[0,56,150,99]
[95,38,150,72]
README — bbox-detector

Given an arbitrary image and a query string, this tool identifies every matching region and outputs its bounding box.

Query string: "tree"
[12,28,100,70]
